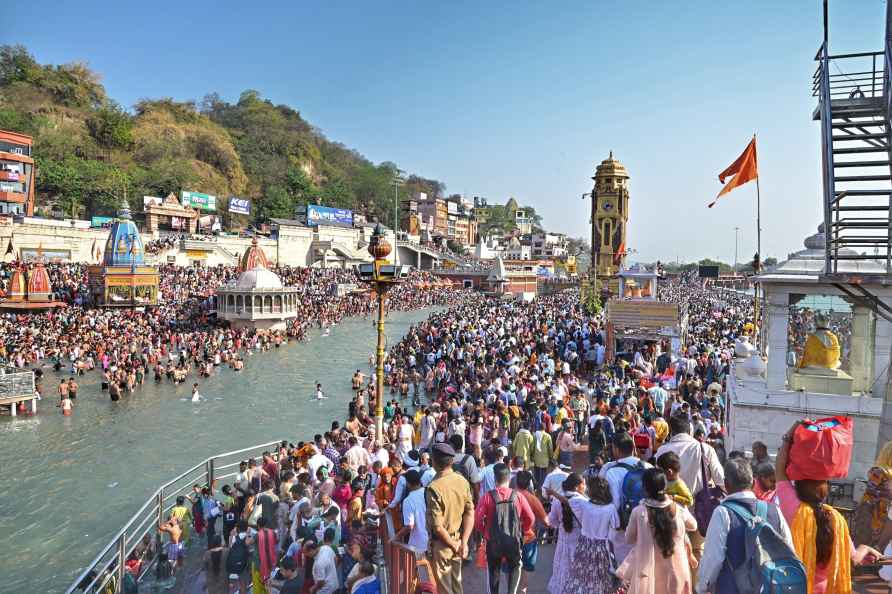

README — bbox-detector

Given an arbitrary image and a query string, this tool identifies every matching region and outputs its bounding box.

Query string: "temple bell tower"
[590,152,630,288]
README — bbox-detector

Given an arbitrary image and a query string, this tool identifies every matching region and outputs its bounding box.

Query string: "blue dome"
[103,201,145,266]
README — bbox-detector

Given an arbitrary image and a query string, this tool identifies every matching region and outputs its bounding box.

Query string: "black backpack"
[226,536,249,575]
[452,454,474,484]
[485,490,523,561]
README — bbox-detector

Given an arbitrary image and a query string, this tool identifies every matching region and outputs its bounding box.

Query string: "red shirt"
[474,487,535,540]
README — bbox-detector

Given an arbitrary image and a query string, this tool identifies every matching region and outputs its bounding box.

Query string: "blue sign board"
[91,216,114,228]
[306,204,353,227]
[228,196,251,215]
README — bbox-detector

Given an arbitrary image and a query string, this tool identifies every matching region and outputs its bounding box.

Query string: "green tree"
[257,185,293,220]
[86,101,134,150]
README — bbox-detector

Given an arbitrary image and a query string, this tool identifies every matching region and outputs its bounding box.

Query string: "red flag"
[613,241,626,266]
[709,136,758,208]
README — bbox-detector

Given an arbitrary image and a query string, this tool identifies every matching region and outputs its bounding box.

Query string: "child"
[657,451,693,507]
[657,452,698,570]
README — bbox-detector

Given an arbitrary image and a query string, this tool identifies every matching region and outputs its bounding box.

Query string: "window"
[463,279,473,289]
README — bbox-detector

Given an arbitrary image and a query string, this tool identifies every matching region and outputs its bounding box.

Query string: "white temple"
[215,240,300,331]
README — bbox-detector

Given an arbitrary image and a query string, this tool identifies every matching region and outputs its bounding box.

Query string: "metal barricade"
[65,439,283,594]
[381,507,436,594]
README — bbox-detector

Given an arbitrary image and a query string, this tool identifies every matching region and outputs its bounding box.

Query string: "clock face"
[601,201,613,212]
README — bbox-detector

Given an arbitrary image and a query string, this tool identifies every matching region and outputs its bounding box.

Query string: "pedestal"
[788,367,854,395]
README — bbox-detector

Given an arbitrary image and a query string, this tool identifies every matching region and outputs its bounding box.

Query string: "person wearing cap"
[426,442,474,594]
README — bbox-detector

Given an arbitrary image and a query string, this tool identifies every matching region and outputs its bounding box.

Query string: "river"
[0,307,439,594]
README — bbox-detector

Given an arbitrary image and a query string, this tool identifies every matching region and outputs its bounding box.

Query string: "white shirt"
[312,545,340,594]
[598,456,652,514]
[344,445,371,471]
[308,453,335,478]
[655,433,725,496]
[696,491,794,594]
[401,488,429,552]
[541,469,569,498]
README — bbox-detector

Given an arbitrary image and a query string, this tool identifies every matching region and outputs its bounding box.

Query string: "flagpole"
[754,133,763,354]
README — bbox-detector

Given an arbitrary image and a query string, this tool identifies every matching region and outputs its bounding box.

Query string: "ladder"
[814,45,892,274]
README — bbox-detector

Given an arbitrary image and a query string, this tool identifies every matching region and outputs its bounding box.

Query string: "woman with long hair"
[549,476,622,594]
[617,468,696,594]
[546,473,586,594]
[776,422,881,594]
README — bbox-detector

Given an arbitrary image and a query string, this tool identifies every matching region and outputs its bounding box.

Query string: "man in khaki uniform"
[425,442,474,594]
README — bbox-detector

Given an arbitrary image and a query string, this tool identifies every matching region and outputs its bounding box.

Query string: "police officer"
[425,442,474,594]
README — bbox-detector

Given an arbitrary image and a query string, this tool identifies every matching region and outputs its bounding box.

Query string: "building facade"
[0,130,36,216]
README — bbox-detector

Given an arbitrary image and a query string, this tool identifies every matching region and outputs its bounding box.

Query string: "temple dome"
[103,199,145,267]
[239,238,270,272]
[235,266,283,290]
[27,262,51,298]
[7,267,25,299]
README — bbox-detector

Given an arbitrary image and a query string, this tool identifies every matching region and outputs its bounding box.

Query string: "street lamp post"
[359,223,409,445]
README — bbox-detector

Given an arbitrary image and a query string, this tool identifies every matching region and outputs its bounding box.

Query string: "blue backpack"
[614,461,646,529]
[722,500,807,594]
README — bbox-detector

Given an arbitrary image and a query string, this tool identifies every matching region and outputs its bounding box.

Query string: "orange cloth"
[709,137,758,207]
[790,503,852,594]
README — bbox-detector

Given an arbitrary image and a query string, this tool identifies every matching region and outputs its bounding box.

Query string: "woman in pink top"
[775,421,880,594]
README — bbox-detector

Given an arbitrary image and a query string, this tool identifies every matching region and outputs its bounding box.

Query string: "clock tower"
[590,151,629,286]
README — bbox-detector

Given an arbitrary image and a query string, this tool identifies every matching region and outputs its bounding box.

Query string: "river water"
[0,308,438,594]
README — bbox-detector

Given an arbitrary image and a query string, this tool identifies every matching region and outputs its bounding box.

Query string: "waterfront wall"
[0,219,381,268]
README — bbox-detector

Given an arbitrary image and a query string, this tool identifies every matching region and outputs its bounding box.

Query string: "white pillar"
[31,398,37,414]
[765,294,789,391]
[10,402,16,417]
[849,306,874,394]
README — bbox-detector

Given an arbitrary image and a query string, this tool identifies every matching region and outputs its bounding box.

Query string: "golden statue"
[798,312,841,370]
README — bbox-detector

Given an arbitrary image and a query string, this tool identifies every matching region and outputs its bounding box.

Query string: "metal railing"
[65,440,283,594]
[0,365,35,399]
[813,50,886,99]
[382,507,435,594]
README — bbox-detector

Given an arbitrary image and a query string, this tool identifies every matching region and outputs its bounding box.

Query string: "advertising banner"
[91,216,114,228]
[143,196,163,208]
[228,196,251,215]
[306,204,353,227]
[180,191,217,212]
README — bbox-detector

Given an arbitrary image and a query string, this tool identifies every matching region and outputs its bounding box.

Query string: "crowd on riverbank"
[74,272,892,594]
[0,263,470,405]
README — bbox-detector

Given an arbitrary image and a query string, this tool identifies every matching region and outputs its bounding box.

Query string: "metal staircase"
[814,38,892,275]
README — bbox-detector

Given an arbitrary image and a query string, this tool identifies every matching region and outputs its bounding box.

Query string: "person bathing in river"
[191,382,202,402]
[316,383,327,400]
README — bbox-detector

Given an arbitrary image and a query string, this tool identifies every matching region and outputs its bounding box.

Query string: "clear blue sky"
[8,0,887,263]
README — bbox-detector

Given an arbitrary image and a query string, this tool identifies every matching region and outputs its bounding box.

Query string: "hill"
[0,45,446,224]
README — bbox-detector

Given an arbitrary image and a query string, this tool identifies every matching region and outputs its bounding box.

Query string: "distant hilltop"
[0,45,449,223]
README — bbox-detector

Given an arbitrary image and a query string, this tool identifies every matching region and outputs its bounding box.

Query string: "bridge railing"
[65,440,283,594]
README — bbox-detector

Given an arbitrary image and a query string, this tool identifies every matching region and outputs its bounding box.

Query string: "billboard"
[228,196,251,215]
[698,265,720,278]
[446,201,458,215]
[180,191,217,212]
[306,204,353,227]
[91,216,114,228]
[143,196,163,208]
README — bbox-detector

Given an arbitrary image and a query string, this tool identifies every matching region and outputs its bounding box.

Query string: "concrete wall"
[0,219,377,269]
[0,219,108,262]
[727,363,882,482]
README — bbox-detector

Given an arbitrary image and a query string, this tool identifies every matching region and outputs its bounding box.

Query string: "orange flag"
[613,241,626,266]
[709,136,758,208]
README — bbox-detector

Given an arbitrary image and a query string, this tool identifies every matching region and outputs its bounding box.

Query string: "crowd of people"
[67,270,892,594]
[0,262,468,408]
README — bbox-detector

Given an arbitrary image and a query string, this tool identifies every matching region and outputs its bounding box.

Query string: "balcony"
[0,191,26,203]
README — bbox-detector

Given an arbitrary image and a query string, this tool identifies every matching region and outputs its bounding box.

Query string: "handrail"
[65,439,283,594]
